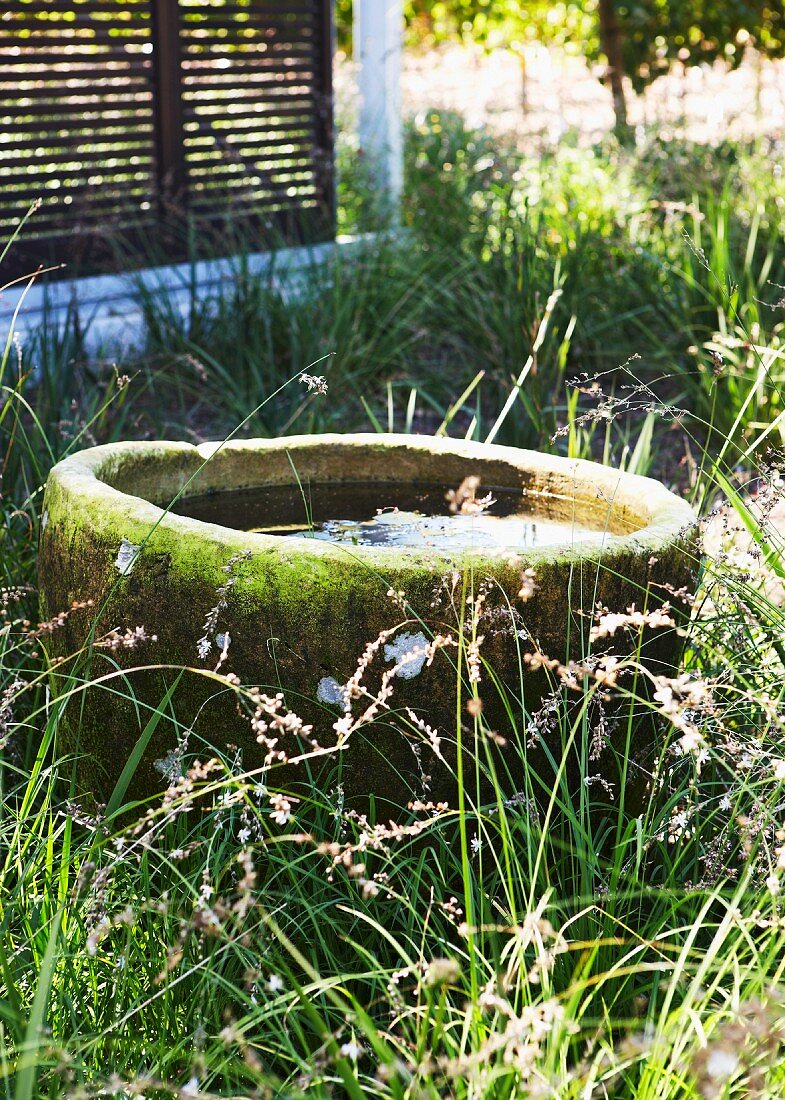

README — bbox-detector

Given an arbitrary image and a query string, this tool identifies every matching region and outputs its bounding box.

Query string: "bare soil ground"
[337,42,785,145]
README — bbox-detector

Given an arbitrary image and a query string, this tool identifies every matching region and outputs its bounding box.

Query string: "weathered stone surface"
[39,434,698,811]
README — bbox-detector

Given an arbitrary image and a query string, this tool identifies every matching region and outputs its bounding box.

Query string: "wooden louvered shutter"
[0,0,334,281]
[0,0,158,278]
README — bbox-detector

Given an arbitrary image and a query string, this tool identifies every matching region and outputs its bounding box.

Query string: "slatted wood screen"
[0,0,334,280]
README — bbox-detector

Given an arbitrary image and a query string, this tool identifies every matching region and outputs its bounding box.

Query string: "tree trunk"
[598,0,629,135]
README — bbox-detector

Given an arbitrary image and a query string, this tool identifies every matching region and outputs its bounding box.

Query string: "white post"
[355,0,403,217]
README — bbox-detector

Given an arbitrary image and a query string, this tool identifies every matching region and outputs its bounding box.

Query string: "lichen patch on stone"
[317,675,347,706]
[115,537,140,576]
[384,630,429,679]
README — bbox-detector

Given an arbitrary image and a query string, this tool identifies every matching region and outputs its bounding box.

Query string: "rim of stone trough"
[43,433,697,573]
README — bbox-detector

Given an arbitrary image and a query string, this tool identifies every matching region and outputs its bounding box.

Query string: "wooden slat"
[5,180,155,207]
[2,77,148,94]
[0,155,154,179]
[0,34,152,48]
[186,132,317,148]
[180,84,316,100]
[186,164,317,179]
[0,52,153,66]
[0,94,153,112]
[0,130,154,150]
[186,110,318,126]
[182,61,317,77]
[3,2,149,14]
[0,122,154,142]
[2,202,154,235]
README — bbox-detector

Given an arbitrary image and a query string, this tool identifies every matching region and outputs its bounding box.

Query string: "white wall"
[0,236,367,353]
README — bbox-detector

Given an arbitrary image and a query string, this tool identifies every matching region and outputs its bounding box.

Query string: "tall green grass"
[86,115,782,470]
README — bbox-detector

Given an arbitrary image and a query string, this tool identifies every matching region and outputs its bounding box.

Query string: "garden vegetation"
[2,107,785,1097]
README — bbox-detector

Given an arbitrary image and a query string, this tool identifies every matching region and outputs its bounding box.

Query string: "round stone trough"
[39,434,697,811]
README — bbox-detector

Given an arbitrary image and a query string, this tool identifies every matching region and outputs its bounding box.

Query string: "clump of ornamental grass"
[12,118,783,468]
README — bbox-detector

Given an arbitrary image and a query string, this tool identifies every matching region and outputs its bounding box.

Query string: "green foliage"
[4,345,785,1094]
[5,119,785,1097]
[99,113,785,462]
[599,0,785,93]
[335,0,597,53]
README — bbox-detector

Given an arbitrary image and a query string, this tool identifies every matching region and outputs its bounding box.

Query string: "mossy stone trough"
[39,434,697,810]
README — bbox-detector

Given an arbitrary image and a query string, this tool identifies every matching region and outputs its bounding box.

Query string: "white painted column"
[355,0,403,216]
